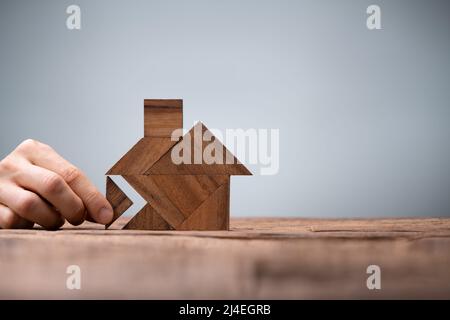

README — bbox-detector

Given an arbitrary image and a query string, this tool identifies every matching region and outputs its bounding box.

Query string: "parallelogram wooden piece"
[105,177,133,229]
[106,137,178,175]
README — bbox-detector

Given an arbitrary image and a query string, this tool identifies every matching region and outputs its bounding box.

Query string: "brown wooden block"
[123,174,227,228]
[178,178,230,230]
[150,175,228,217]
[145,122,252,175]
[144,99,183,137]
[106,137,178,175]
[105,177,133,229]
[123,204,172,230]
[123,175,186,229]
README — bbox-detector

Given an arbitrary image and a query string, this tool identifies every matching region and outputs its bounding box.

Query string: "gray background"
[1,0,449,217]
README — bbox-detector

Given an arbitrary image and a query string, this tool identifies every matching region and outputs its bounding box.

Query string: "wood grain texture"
[150,174,228,217]
[146,122,252,175]
[144,99,183,137]
[178,178,230,230]
[123,204,172,230]
[106,138,178,175]
[105,177,133,229]
[106,98,250,231]
[123,175,186,228]
[123,175,229,230]
[0,217,449,299]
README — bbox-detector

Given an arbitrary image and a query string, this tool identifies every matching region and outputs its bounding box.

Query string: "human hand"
[0,139,113,229]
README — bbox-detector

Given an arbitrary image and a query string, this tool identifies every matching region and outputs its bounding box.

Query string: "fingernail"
[98,207,113,225]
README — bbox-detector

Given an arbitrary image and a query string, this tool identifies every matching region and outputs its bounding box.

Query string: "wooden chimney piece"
[144,99,183,137]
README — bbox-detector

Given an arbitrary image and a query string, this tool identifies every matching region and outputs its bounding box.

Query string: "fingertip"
[68,209,87,226]
[97,206,114,225]
[72,201,87,225]
[40,214,65,231]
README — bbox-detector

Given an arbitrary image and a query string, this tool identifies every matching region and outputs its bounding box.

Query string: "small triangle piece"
[123,204,172,230]
[105,177,133,229]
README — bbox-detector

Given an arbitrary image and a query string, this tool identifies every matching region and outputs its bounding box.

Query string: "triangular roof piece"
[145,122,252,175]
[106,137,178,175]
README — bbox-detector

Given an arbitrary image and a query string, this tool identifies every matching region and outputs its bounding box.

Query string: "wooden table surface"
[1,217,449,299]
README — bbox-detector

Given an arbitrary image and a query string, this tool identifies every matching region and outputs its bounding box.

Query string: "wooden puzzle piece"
[145,122,252,176]
[123,204,173,230]
[105,177,133,229]
[123,175,186,228]
[106,137,177,175]
[150,175,228,217]
[123,174,228,229]
[178,178,230,230]
[144,99,183,137]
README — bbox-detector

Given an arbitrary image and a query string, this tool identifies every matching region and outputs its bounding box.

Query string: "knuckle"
[15,139,52,155]
[61,166,81,184]
[42,173,65,194]
[0,157,14,173]
[16,139,39,153]
[21,138,38,147]
[1,155,21,171]
[16,194,38,214]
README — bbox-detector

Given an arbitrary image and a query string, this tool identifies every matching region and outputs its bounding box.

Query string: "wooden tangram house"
[106,99,251,230]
